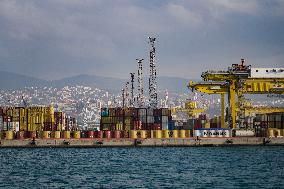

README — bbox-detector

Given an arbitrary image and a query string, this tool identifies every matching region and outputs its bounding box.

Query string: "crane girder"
[244,79,284,94]
[188,81,228,94]
[188,80,284,95]
[242,106,284,117]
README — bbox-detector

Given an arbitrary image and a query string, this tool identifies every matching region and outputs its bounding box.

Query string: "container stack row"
[254,112,284,137]
[100,107,172,131]
[0,107,77,132]
[0,130,192,140]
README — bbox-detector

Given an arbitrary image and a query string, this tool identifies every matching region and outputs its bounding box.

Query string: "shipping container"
[147,116,154,124]
[108,108,116,117]
[101,108,109,117]
[168,121,174,130]
[115,108,124,117]
[153,109,162,116]
[194,128,231,137]
[0,116,3,131]
[138,108,147,116]
[147,108,153,116]
[232,129,255,137]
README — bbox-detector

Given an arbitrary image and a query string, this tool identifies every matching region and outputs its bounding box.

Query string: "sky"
[0,0,284,80]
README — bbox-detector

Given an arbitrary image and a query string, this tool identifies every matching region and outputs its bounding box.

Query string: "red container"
[210,123,217,128]
[194,120,202,129]
[151,123,161,130]
[87,131,94,138]
[199,114,207,120]
[16,131,26,139]
[28,131,37,138]
[115,108,124,117]
[96,131,104,138]
[133,120,142,130]
[114,131,121,139]
[104,131,112,139]
[43,122,53,131]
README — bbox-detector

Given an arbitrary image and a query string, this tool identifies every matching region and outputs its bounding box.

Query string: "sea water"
[0,146,283,188]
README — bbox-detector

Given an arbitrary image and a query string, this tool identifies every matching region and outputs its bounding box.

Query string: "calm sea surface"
[0,146,283,188]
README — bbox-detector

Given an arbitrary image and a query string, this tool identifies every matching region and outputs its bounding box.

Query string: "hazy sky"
[0,0,284,80]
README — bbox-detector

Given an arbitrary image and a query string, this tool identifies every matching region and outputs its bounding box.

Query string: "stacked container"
[43,106,55,131]
[267,113,283,129]
[27,107,44,131]
[54,112,66,131]
[253,114,268,137]
[65,116,76,131]
[100,108,122,130]
[100,107,172,131]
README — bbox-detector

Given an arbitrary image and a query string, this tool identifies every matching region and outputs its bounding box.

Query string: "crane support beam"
[244,79,284,94]
[221,93,225,128]
[229,80,236,128]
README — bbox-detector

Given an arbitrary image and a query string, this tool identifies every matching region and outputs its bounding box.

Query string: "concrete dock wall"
[1,137,284,148]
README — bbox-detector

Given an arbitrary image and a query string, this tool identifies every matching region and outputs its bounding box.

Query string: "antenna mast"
[130,73,135,107]
[148,37,158,108]
[136,58,144,108]
[125,82,129,107]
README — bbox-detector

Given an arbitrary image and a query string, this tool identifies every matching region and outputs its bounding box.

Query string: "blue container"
[154,116,161,122]
[168,121,174,130]
[101,110,109,117]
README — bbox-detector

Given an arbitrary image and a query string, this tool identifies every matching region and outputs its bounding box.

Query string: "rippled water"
[0,146,283,188]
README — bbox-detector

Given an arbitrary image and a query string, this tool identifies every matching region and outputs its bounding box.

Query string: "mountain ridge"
[0,71,195,92]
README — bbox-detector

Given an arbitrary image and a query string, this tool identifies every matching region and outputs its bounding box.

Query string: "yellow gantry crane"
[188,59,284,129]
[171,100,205,119]
[241,100,284,117]
[188,81,227,128]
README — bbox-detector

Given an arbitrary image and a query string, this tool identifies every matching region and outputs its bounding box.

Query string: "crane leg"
[229,81,236,129]
[221,93,226,128]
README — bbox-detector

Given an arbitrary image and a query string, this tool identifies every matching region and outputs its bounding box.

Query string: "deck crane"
[189,59,284,129]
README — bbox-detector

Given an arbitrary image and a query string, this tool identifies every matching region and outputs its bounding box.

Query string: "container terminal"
[0,37,284,147]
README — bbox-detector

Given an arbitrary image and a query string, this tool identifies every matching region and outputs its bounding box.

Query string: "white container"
[12,122,20,132]
[250,68,284,78]
[233,129,255,137]
[139,116,147,123]
[162,123,168,130]
[147,108,153,116]
[216,129,224,137]
[198,129,231,137]
[147,116,154,123]
[194,130,203,137]
[202,130,211,137]
[138,108,147,116]
[162,116,168,123]
[161,108,168,116]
